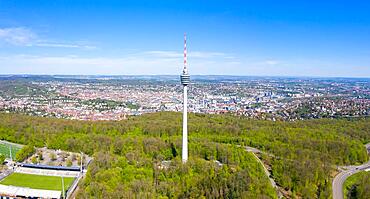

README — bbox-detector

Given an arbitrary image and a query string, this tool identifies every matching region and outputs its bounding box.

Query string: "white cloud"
[0,51,241,75]
[34,43,97,50]
[0,54,181,74]
[257,59,280,66]
[190,51,226,58]
[144,50,231,59]
[0,27,96,49]
[145,51,182,58]
[0,27,36,45]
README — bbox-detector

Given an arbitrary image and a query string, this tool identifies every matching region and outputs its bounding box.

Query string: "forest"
[344,171,370,199]
[0,112,369,198]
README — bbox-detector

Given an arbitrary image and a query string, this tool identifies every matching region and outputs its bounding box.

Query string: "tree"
[50,152,57,161]
[66,158,72,167]
[15,145,35,162]
[0,154,5,164]
[0,112,368,198]
[31,156,37,164]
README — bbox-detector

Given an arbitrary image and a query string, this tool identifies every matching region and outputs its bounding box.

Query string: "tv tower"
[181,33,190,163]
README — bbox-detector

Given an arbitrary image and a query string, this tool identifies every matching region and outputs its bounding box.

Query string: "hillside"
[0,112,369,198]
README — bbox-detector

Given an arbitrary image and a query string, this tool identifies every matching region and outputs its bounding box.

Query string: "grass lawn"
[0,141,21,159]
[0,173,75,191]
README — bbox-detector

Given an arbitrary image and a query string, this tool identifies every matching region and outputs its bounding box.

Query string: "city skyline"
[1,0,370,77]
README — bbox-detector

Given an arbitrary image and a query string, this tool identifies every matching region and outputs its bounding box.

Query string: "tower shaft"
[182,85,188,162]
[181,32,190,163]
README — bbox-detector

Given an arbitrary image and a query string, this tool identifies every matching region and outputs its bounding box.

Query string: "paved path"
[243,145,282,198]
[332,143,370,199]
[245,146,262,154]
[250,152,278,188]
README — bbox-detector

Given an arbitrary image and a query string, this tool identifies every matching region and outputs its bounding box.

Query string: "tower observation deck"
[180,73,190,85]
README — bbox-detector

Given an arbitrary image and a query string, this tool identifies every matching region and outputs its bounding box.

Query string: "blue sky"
[0,0,369,77]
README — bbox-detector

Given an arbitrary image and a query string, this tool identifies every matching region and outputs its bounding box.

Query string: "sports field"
[0,173,75,191]
[0,141,22,159]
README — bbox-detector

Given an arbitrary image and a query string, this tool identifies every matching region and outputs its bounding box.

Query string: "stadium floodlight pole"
[180,32,190,163]
[9,144,12,162]
[80,151,83,173]
[62,176,65,198]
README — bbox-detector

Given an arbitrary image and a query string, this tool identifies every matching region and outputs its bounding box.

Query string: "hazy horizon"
[1,73,369,79]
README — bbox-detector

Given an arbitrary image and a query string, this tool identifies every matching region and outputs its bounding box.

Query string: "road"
[332,143,370,199]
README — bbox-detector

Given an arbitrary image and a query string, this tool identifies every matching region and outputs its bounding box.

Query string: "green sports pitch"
[0,173,75,191]
[0,141,21,159]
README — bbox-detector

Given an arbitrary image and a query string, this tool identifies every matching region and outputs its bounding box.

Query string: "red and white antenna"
[183,32,188,74]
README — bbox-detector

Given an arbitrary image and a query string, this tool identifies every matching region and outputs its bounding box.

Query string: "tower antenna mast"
[180,33,190,163]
